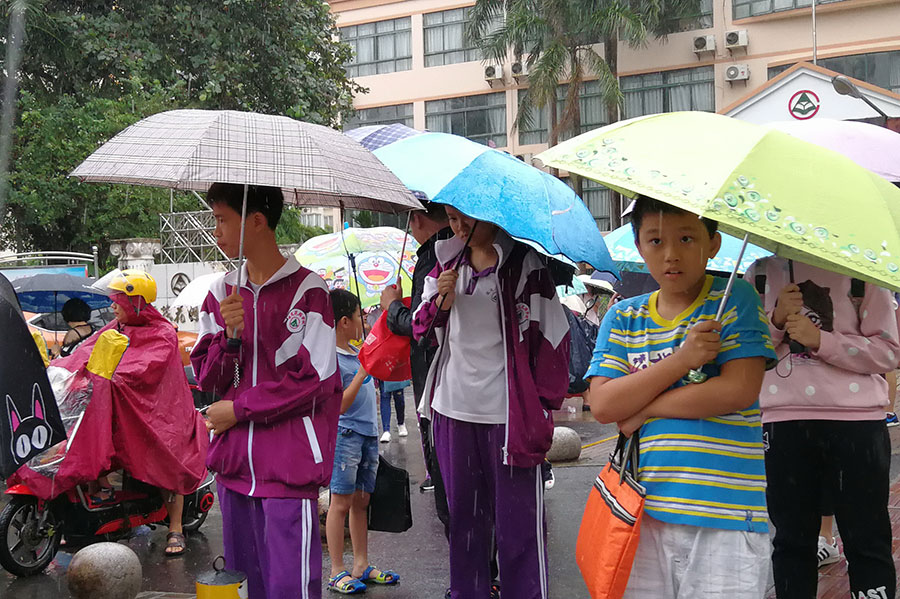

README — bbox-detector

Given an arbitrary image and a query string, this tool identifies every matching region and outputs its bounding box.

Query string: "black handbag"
[367,455,413,533]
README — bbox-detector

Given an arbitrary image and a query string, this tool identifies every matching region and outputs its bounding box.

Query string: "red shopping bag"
[576,434,645,599]
[358,297,412,382]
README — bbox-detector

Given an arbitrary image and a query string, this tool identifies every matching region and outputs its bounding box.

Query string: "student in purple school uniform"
[192,183,342,599]
[413,206,570,599]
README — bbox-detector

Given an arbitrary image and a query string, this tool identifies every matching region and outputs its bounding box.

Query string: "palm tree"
[467,0,700,227]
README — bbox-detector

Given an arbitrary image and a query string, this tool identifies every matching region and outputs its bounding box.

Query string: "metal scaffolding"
[159,211,231,264]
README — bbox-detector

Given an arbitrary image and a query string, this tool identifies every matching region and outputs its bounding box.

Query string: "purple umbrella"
[766,119,900,182]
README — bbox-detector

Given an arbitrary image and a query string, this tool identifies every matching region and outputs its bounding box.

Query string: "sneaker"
[420,476,435,492]
[490,582,501,599]
[380,431,391,443]
[817,536,840,567]
[398,423,409,437]
[541,461,555,491]
[887,412,899,427]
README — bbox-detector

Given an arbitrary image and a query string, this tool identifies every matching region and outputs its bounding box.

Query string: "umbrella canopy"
[345,123,423,152]
[295,227,418,309]
[171,272,226,309]
[70,109,422,213]
[603,222,772,275]
[557,276,588,298]
[368,131,617,275]
[536,111,900,293]
[13,273,111,313]
[765,119,900,182]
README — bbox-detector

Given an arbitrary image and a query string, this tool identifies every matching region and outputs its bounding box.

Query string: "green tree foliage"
[1,0,363,255]
[5,91,198,255]
[276,206,330,245]
[9,0,363,122]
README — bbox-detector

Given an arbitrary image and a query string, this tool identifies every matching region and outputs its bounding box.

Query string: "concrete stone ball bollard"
[546,426,582,462]
[67,542,142,599]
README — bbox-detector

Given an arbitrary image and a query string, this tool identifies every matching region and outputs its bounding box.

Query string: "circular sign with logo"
[286,309,306,334]
[788,89,820,120]
[171,272,190,295]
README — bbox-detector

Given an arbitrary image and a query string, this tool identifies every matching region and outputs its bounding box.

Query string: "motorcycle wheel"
[0,496,62,577]
[181,507,208,533]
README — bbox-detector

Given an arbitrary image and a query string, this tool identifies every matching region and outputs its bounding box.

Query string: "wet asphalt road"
[0,396,617,598]
[4,394,900,599]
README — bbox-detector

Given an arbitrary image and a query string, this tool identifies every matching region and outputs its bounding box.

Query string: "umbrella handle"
[396,211,412,288]
[418,222,478,346]
[685,232,750,385]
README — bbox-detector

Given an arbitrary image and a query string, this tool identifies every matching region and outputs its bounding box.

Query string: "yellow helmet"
[107,269,157,304]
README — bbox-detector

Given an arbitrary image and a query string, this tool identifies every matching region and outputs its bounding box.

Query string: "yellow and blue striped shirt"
[587,275,776,532]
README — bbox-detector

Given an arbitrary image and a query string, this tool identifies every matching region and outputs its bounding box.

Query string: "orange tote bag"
[576,434,645,599]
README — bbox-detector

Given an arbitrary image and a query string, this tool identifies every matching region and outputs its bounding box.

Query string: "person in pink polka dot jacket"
[746,256,900,599]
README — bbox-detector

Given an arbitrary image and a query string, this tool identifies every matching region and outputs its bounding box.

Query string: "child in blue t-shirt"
[586,197,776,599]
[325,290,399,594]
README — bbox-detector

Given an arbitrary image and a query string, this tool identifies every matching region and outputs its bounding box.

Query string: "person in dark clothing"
[380,201,451,500]
[380,202,502,599]
[56,298,95,357]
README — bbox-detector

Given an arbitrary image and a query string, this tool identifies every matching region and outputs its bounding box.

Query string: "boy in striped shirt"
[587,196,776,599]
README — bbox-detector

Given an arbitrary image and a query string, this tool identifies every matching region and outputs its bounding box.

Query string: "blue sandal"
[361,565,399,585]
[328,571,366,594]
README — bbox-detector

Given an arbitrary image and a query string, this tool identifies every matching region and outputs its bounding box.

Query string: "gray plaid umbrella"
[70,109,422,213]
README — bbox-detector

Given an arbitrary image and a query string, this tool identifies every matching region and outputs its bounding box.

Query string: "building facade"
[329,0,900,229]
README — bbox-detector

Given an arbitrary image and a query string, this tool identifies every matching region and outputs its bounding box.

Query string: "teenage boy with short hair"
[587,196,776,599]
[192,183,342,599]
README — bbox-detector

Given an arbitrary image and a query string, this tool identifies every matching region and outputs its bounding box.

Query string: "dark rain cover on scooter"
[10,298,208,499]
[0,293,67,479]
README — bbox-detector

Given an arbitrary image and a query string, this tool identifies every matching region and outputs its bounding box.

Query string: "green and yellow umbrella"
[536,111,900,293]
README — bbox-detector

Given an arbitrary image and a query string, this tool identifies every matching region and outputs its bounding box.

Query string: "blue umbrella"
[363,130,617,275]
[603,223,772,275]
[13,273,111,313]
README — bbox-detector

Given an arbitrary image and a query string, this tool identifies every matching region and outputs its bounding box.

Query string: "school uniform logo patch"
[285,309,306,334]
[516,303,530,326]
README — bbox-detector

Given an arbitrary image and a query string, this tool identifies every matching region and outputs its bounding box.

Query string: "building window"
[567,178,611,230]
[517,90,550,146]
[733,0,845,20]
[340,17,412,78]
[426,93,507,147]
[667,0,714,31]
[622,66,715,119]
[517,81,610,146]
[424,8,482,67]
[768,50,900,94]
[557,80,610,141]
[344,104,414,130]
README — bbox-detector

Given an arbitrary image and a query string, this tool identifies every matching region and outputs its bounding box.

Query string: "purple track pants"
[433,412,549,599]
[218,485,322,599]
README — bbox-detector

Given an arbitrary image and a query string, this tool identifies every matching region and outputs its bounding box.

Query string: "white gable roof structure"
[721,62,900,124]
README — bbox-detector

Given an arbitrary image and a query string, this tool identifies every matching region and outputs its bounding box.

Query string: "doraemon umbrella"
[295,226,419,309]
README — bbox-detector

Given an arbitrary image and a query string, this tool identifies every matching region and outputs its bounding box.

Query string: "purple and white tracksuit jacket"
[191,257,343,499]
[412,232,570,468]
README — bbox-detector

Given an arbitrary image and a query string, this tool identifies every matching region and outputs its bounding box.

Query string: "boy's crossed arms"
[590,319,766,435]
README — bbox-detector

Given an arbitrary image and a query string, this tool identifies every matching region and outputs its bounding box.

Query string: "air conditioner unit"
[725,64,750,82]
[510,61,529,80]
[484,63,504,84]
[725,30,749,50]
[693,34,716,54]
